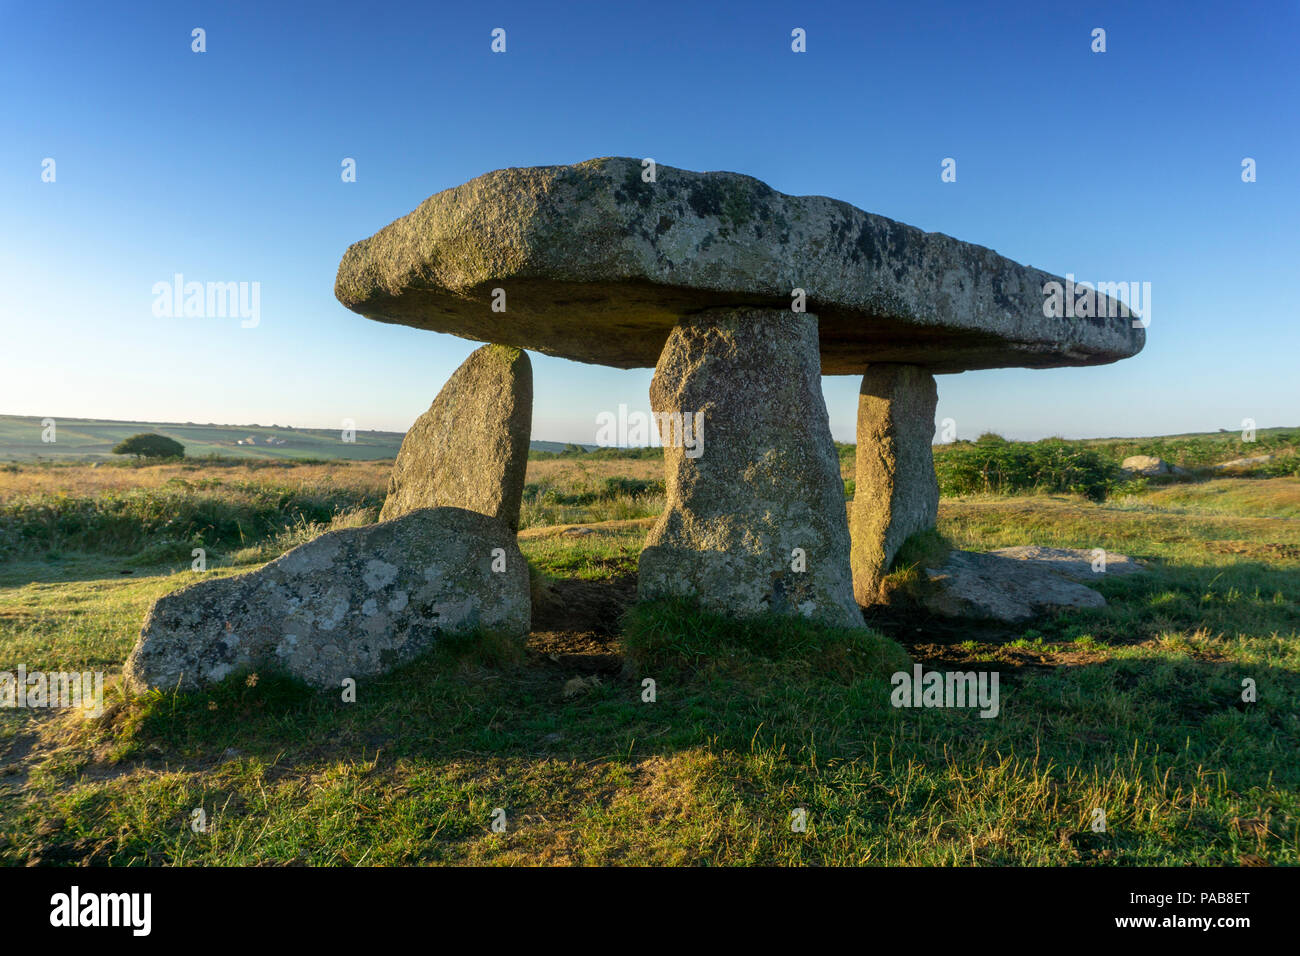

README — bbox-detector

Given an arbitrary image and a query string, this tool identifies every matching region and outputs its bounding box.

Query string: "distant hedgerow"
[933,439,1120,501]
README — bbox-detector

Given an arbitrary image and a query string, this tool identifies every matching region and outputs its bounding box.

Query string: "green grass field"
[0,414,404,461]
[0,439,1297,866]
[0,414,596,462]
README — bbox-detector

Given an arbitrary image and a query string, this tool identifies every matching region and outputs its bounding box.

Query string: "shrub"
[933,439,1120,501]
[112,433,184,459]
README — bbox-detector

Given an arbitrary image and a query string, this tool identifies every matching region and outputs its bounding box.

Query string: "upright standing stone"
[380,344,532,531]
[637,308,861,628]
[851,364,939,604]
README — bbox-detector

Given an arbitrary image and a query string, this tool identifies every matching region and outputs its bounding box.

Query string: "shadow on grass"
[94,591,1296,792]
[8,559,1299,865]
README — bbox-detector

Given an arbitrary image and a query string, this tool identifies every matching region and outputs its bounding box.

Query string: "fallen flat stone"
[380,344,532,531]
[637,308,861,628]
[986,546,1146,581]
[335,158,1145,374]
[920,550,1109,623]
[851,364,939,604]
[124,508,530,693]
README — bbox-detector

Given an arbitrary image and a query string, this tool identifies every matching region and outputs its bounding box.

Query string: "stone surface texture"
[124,508,530,692]
[335,158,1144,374]
[988,546,1146,581]
[918,547,1145,623]
[1121,455,1172,477]
[851,364,939,604]
[380,344,532,530]
[637,308,861,628]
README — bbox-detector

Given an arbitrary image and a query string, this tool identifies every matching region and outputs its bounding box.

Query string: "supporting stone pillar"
[637,308,861,628]
[850,364,939,604]
[380,344,532,531]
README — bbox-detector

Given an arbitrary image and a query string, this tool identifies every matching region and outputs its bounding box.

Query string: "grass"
[0,414,404,461]
[1122,477,1300,519]
[519,521,646,582]
[1078,426,1300,470]
[0,458,665,555]
[0,450,1297,866]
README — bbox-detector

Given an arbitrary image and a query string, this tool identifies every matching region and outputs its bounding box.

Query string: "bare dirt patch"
[861,604,1109,674]
[1206,540,1300,561]
[528,573,636,675]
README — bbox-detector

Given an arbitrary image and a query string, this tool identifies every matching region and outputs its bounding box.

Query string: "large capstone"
[335,158,1144,374]
[380,344,532,531]
[637,308,861,628]
[851,364,940,604]
[123,508,530,693]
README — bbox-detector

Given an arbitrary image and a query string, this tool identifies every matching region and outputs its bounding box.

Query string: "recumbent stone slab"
[916,547,1145,623]
[123,508,530,693]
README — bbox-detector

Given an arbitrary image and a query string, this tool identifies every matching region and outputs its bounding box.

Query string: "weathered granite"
[335,158,1145,374]
[124,508,530,693]
[986,546,1146,581]
[851,364,939,603]
[917,547,1145,623]
[380,344,532,531]
[637,308,861,628]
[1121,455,1172,477]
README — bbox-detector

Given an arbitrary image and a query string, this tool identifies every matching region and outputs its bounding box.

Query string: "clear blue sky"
[2,0,1296,443]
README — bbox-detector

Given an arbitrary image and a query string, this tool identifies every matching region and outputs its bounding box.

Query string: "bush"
[522,475,664,507]
[1088,429,1299,470]
[933,439,1120,501]
[112,433,184,459]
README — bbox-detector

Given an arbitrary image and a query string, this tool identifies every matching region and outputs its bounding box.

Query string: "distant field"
[0,415,590,462]
[0,414,402,461]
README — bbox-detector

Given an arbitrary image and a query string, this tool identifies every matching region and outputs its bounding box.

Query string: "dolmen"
[334,157,1142,616]
[126,157,1144,691]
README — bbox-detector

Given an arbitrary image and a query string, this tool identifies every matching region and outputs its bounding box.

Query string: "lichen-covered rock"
[851,364,939,604]
[1121,455,1172,477]
[123,508,529,693]
[917,548,1145,623]
[637,308,861,628]
[380,345,532,530]
[986,546,1146,581]
[335,157,1144,374]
